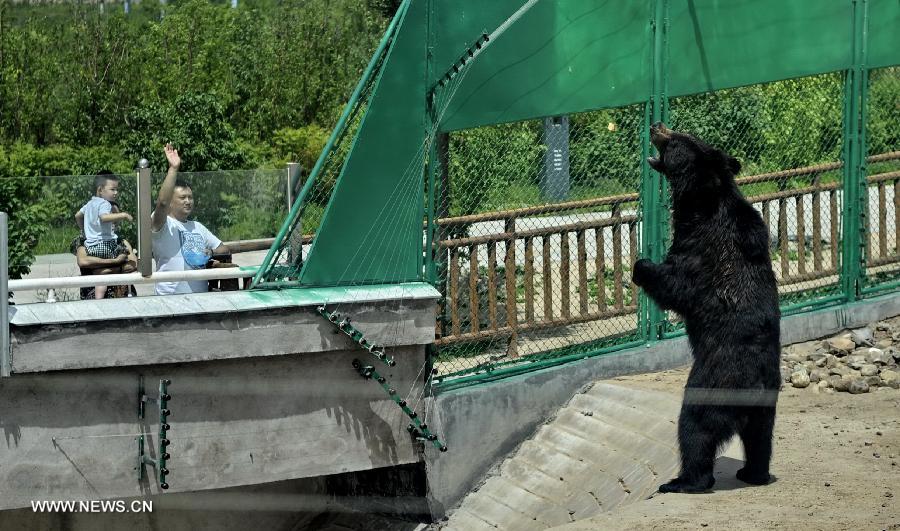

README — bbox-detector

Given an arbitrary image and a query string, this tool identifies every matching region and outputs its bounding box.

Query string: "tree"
[123,92,247,172]
[367,0,403,19]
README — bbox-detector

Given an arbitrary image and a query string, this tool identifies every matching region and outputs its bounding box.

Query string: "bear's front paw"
[632,258,653,286]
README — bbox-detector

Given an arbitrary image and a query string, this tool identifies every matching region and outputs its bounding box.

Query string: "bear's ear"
[709,149,741,176]
[726,155,741,175]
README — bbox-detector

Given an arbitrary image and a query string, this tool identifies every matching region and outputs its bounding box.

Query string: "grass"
[34,225,80,256]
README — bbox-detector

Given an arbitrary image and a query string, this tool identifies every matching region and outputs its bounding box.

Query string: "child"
[75,172,133,299]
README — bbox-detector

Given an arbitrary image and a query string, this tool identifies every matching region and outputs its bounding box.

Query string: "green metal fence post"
[639,100,654,341]
[639,0,670,341]
[424,0,437,285]
[841,0,869,302]
[655,0,671,336]
[856,1,870,294]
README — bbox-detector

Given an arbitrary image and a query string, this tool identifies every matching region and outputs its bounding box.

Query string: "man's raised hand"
[164,143,181,169]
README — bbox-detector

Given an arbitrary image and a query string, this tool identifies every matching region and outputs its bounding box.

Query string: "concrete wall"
[424,292,900,516]
[0,465,429,531]
[1,289,438,511]
[9,289,437,372]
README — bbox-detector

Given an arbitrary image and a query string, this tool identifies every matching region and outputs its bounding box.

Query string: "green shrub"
[448,122,543,216]
[271,125,329,170]
[569,106,643,192]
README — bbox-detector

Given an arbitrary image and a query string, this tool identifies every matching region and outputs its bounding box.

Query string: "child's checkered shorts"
[86,240,123,259]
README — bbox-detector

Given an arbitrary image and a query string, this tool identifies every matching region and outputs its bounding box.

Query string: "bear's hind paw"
[657,477,714,494]
[736,467,772,485]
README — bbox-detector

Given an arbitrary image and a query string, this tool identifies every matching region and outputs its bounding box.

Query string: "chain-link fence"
[863,66,900,292]
[432,71,873,380]
[432,104,646,378]
[669,72,846,319]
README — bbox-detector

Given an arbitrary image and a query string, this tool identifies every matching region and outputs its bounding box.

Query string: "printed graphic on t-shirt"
[179,230,209,268]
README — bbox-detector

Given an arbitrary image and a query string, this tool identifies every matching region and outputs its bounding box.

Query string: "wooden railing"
[434,150,900,348]
[862,152,900,270]
[436,196,640,353]
[742,168,843,287]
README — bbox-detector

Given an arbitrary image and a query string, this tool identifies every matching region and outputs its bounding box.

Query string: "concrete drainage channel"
[440,383,682,530]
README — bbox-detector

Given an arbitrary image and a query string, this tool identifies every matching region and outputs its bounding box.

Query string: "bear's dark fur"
[633,123,781,493]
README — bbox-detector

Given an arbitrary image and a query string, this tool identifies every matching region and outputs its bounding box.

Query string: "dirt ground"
[552,367,900,531]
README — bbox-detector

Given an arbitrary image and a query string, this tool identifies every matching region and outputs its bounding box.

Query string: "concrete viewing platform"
[1,283,440,510]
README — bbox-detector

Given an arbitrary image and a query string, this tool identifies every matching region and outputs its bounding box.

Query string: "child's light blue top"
[79,196,117,246]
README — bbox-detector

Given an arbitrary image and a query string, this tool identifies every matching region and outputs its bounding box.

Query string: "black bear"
[633,122,781,493]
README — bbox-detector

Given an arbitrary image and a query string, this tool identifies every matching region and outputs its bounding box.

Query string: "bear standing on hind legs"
[632,123,781,494]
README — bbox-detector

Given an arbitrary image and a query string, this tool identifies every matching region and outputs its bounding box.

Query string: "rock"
[809,368,829,383]
[780,366,792,383]
[784,353,806,364]
[851,327,875,346]
[861,364,880,377]
[832,375,853,392]
[791,370,811,388]
[807,351,828,363]
[865,375,882,387]
[787,342,819,358]
[865,348,890,365]
[880,369,900,389]
[825,337,855,355]
[890,347,900,363]
[848,378,870,394]
[876,338,893,349]
[830,365,851,377]
[847,355,867,370]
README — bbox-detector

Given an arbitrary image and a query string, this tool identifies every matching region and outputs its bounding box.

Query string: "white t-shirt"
[80,197,116,246]
[152,216,222,295]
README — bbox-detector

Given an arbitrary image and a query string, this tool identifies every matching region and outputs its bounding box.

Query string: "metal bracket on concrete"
[136,376,172,489]
[352,359,447,452]
[317,305,396,366]
[315,305,446,451]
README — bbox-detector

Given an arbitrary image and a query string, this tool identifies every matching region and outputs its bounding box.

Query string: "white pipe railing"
[8,266,259,292]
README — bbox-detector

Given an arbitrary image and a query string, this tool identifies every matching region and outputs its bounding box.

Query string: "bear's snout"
[650,122,672,150]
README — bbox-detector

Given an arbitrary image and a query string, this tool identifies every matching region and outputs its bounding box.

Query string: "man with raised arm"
[151,144,231,295]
